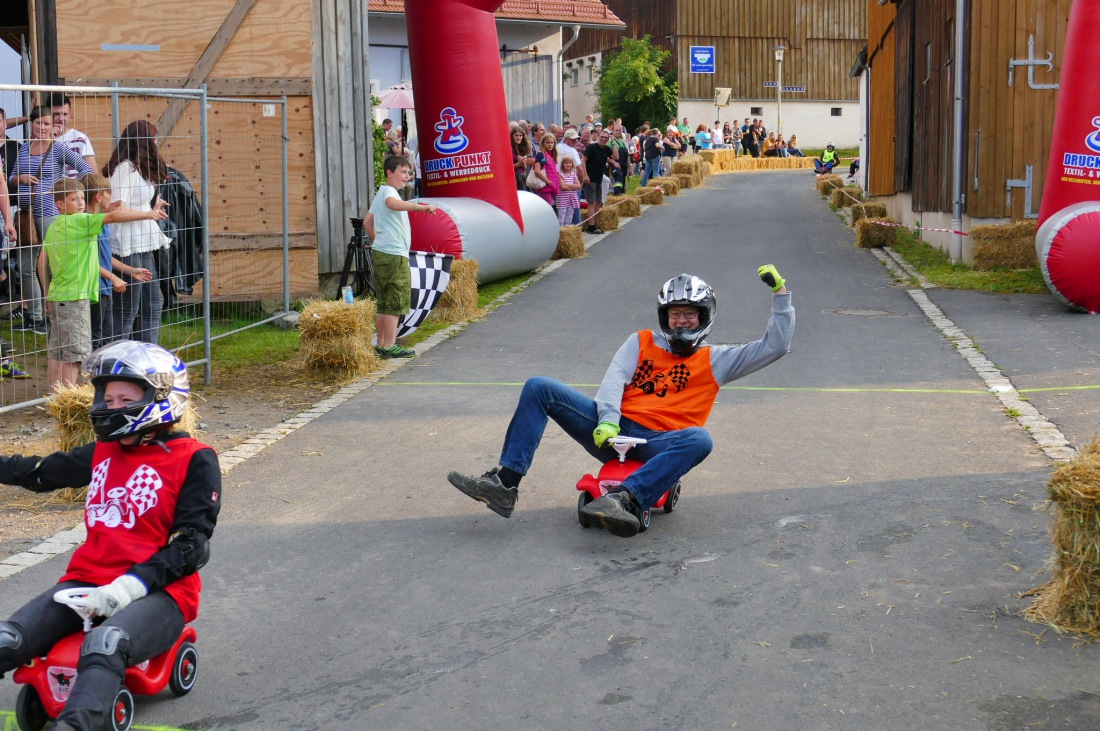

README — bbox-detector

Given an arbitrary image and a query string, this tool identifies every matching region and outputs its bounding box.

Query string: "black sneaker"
[447,467,518,518]
[579,489,642,537]
[15,318,47,335]
[0,306,25,322]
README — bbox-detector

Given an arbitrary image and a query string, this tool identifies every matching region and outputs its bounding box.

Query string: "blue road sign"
[782,86,806,93]
[690,46,716,74]
[763,81,778,88]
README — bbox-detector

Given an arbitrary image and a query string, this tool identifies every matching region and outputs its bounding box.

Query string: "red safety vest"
[60,438,210,622]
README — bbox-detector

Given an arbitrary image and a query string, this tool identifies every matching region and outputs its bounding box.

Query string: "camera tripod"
[337,216,378,300]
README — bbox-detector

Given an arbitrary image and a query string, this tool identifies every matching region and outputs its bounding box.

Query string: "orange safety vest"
[620,330,719,431]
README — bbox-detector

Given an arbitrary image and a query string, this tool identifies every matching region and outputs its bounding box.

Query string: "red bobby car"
[576,436,681,532]
[12,588,198,731]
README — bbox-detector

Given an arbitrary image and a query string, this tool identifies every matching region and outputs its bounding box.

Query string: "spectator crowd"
[507,114,809,230]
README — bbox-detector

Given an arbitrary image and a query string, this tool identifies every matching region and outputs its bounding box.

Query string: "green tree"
[594,35,679,130]
[371,96,389,191]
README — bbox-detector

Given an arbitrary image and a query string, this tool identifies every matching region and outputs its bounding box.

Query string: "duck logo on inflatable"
[434,107,470,155]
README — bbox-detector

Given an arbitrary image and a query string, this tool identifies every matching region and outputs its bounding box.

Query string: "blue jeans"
[113,251,163,344]
[499,376,714,508]
[640,157,662,186]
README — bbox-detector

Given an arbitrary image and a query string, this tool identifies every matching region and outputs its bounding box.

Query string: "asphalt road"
[3,170,1099,730]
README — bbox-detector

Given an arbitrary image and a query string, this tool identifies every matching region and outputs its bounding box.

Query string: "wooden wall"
[50,0,326,292]
[563,0,674,61]
[866,1,896,197]
[677,0,865,101]
[967,0,1070,219]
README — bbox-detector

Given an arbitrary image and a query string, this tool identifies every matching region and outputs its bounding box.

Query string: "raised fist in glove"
[758,264,786,292]
[85,575,147,618]
[593,421,621,448]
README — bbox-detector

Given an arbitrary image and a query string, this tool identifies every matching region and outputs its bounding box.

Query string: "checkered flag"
[125,464,163,516]
[87,458,111,503]
[398,252,454,338]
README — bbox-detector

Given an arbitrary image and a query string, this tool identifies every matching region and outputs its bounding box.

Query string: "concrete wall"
[676,99,861,150]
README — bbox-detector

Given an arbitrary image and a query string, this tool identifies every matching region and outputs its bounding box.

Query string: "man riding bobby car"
[448,266,794,538]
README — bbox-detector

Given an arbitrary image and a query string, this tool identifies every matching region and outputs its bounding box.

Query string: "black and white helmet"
[657,274,716,356]
[87,341,190,442]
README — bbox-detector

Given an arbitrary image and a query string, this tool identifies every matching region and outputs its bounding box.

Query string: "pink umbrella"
[377,84,415,109]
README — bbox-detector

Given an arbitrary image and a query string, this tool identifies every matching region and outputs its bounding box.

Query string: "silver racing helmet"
[657,274,716,356]
[86,341,190,441]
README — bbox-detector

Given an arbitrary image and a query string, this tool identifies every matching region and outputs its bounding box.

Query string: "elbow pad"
[169,529,211,573]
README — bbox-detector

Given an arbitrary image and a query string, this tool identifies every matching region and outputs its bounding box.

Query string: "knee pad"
[81,625,130,660]
[0,621,23,661]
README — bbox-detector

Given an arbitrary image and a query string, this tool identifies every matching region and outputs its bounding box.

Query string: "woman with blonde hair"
[531,133,560,209]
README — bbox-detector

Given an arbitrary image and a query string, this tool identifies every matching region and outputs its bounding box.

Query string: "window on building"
[586,65,594,84]
[571,68,579,87]
[750,106,763,116]
[831,108,843,117]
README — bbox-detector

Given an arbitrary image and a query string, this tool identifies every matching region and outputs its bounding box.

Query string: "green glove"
[593,421,621,448]
[758,264,786,292]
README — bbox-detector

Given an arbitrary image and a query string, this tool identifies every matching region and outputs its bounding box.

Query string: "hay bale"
[972,220,1039,270]
[854,217,899,248]
[553,226,587,259]
[300,298,380,377]
[595,206,620,231]
[816,174,844,196]
[429,258,481,323]
[1026,439,1100,639]
[850,202,888,226]
[649,177,680,195]
[699,150,717,165]
[675,173,695,190]
[831,186,863,208]
[671,157,702,177]
[702,161,712,177]
[634,187,665,205]
[605,195,642,217]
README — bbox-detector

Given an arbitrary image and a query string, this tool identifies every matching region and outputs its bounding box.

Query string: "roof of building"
[367,1,625,28]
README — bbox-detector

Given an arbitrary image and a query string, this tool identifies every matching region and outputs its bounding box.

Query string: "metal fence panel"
[0,84,290,415]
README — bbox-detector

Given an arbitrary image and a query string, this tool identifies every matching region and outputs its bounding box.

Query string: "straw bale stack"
[699,150,717,166]
[634,187,665,205]
[595,206,620,231]
[649,177,680,195]
[971,220,1038,270]
[553,226,587,259]
[816,174,844,196]
[299,298,380,378]
[1026,440,1100,640]
[606,195,642,217]
[702,161,712,177]
[671,156,703,179]
[675,174,696,190]
[855,218,899,248]
[850,202,889,226]
[831,186,863,208]
[429,258,481,323]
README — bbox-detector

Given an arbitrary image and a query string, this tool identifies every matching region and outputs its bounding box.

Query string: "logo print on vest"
[627,360,691,397]
[87,462,164,529]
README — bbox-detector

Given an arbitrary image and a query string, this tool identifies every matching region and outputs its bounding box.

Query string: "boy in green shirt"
[37,178,166,390]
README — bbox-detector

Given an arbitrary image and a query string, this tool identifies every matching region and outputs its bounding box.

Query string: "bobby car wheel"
[108,687,134,731]
[663,482,681,513]
[577,492,593,527]
[169,642,199,696]
[638,507,652,532]
[15,685,49,731]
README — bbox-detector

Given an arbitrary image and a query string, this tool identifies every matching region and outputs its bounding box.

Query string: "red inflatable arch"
[1036,0,1100,314]
[403,0,559,281]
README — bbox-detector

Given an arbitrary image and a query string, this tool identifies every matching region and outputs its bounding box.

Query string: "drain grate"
[822,308,908,317]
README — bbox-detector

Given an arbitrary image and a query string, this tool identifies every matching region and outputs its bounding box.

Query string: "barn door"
[502,51,556,126]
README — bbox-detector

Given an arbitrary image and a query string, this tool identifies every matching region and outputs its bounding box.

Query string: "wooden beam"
[157,0,259,135]
[68,77,313,97]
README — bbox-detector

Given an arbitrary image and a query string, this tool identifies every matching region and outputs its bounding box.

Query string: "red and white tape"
[863,219,970,237]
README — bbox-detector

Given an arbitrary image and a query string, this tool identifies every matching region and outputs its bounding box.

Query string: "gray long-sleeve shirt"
[595,292,795,426]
